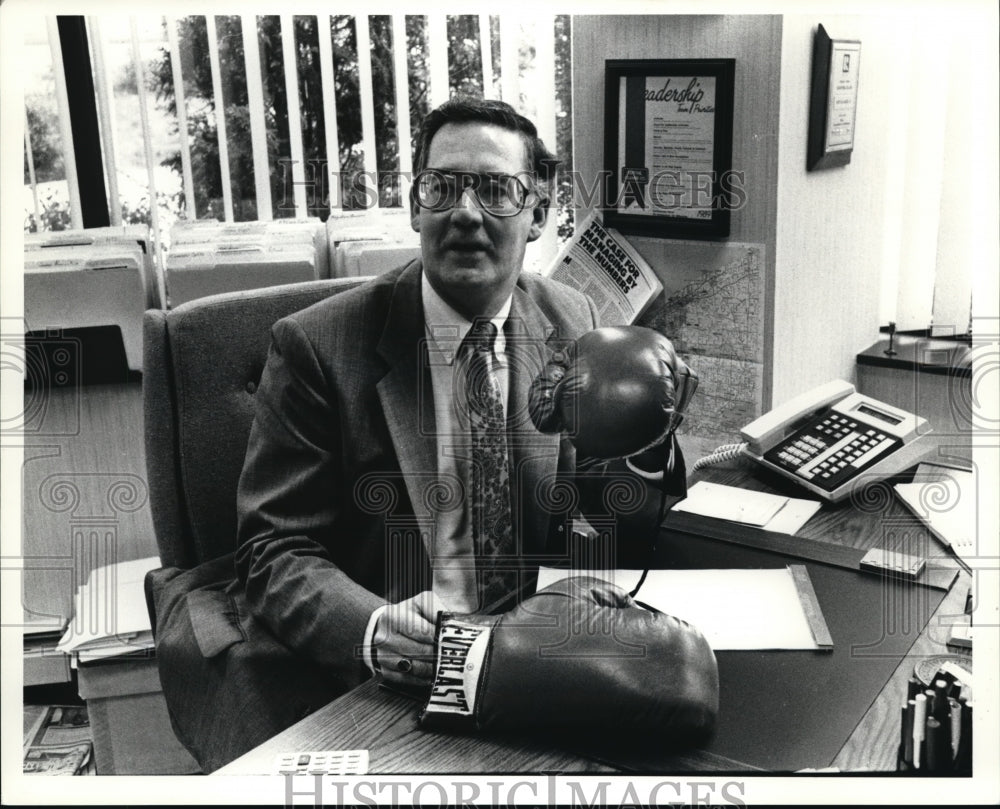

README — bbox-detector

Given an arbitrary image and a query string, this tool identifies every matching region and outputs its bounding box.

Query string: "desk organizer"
[897,658,972,774]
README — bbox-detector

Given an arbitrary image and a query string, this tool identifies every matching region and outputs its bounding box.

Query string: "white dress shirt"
[362,271,512,672]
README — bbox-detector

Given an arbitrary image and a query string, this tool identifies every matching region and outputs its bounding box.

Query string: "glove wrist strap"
[419,616,493,729]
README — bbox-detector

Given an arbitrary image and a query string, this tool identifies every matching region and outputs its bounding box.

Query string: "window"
[23,13,575,268]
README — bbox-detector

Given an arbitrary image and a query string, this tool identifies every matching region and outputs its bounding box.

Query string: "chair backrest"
[143,278,367,568]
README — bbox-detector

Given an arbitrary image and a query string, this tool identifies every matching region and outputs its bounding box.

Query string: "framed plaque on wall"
[603,58,736,240]
[807,24,862,171]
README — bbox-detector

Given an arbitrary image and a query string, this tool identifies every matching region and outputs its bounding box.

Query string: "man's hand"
[372,590,443,690]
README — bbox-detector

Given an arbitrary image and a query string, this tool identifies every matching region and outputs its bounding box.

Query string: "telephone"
[697,380,933,502]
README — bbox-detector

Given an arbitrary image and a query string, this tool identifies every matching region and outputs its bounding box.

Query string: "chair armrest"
[144,566,186,640]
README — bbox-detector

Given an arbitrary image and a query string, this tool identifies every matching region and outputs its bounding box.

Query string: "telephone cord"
[691,442,748,472]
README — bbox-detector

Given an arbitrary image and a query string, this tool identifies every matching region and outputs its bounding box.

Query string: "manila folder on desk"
[536,566,833,651]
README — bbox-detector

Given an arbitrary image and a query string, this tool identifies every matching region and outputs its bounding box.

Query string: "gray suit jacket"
[232,260,629,681]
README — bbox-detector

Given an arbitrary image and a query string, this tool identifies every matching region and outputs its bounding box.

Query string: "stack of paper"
[56,557,160,663]
[672,480,822,535]
[165,218,327,307]
[894,463,976,567]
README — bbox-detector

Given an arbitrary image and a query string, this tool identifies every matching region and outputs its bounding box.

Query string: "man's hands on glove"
[372,590,444,690]
[419,577,719,744]
[528,326,697,461]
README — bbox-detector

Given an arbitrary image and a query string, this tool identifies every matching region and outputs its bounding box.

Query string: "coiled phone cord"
[691,442,748,472]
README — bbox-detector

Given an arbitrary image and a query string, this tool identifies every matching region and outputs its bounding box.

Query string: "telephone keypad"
[764,411,902,492]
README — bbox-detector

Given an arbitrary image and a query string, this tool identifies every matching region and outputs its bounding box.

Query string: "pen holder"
[897,666,972,775]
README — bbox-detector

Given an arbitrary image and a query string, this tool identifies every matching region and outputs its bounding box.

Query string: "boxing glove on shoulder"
[529,326,697,460]
[418,576,718,744]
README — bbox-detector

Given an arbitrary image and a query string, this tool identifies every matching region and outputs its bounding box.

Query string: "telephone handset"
[699,380,932,502]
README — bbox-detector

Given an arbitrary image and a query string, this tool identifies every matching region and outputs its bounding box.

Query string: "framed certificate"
[603,58,736,240]
[807,24,862,171]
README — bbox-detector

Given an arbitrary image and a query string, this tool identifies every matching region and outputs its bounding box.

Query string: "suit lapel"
[376,262,437,537]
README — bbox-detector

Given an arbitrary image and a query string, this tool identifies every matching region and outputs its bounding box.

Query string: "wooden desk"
[217,457,967,775]
[218,679,618,775]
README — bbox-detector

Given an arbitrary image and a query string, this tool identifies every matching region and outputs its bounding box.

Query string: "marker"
[948,697,962,759]
[925,686,947,725]
[932,679,951,722]
[924,688,938,718]
[898,701,912,770]
[924,688,945,731]
[955,701,972,774]
[912,693,928,769]
[906,676,922,700]
[903,699,916,766]
[925,716,948,773]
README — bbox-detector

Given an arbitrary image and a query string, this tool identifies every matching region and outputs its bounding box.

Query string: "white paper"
[71,636,155,663]
[56,556,159,654]
[536,566,821,650]
[673,481,821,535]
[894,465,976,565]
[537,568,646,596]
[674,481,785,526]
[764,497,824,535]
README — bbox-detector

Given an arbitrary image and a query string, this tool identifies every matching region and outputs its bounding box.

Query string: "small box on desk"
[77,654,200,775]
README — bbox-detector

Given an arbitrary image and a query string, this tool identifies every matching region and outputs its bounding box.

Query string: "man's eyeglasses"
[413,170,541,218]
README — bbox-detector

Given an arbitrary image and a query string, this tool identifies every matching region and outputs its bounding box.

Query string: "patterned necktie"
[463,318,516,611]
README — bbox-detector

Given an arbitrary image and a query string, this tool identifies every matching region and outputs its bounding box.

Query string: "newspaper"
[23,705,93,775]
[544,212,663,325]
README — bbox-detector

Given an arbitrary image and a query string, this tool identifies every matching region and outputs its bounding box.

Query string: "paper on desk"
[894,464,975,566]
[673,481,822,535]
[539,568,647,595]
[537,566,823,650]
[56,556,159,659]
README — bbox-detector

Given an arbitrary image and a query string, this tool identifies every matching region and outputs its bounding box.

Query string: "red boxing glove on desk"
[418,577,719,743]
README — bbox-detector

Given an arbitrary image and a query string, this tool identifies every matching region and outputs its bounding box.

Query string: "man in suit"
[156,98,685,771]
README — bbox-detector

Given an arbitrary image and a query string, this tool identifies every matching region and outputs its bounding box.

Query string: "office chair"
[141,277,367,770]
[143,276,366,576]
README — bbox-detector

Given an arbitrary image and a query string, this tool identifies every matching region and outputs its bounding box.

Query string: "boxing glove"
[529,326,697,460]
[418,576,718,743]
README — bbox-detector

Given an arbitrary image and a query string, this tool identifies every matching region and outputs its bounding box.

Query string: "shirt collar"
[422,271,511,365]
